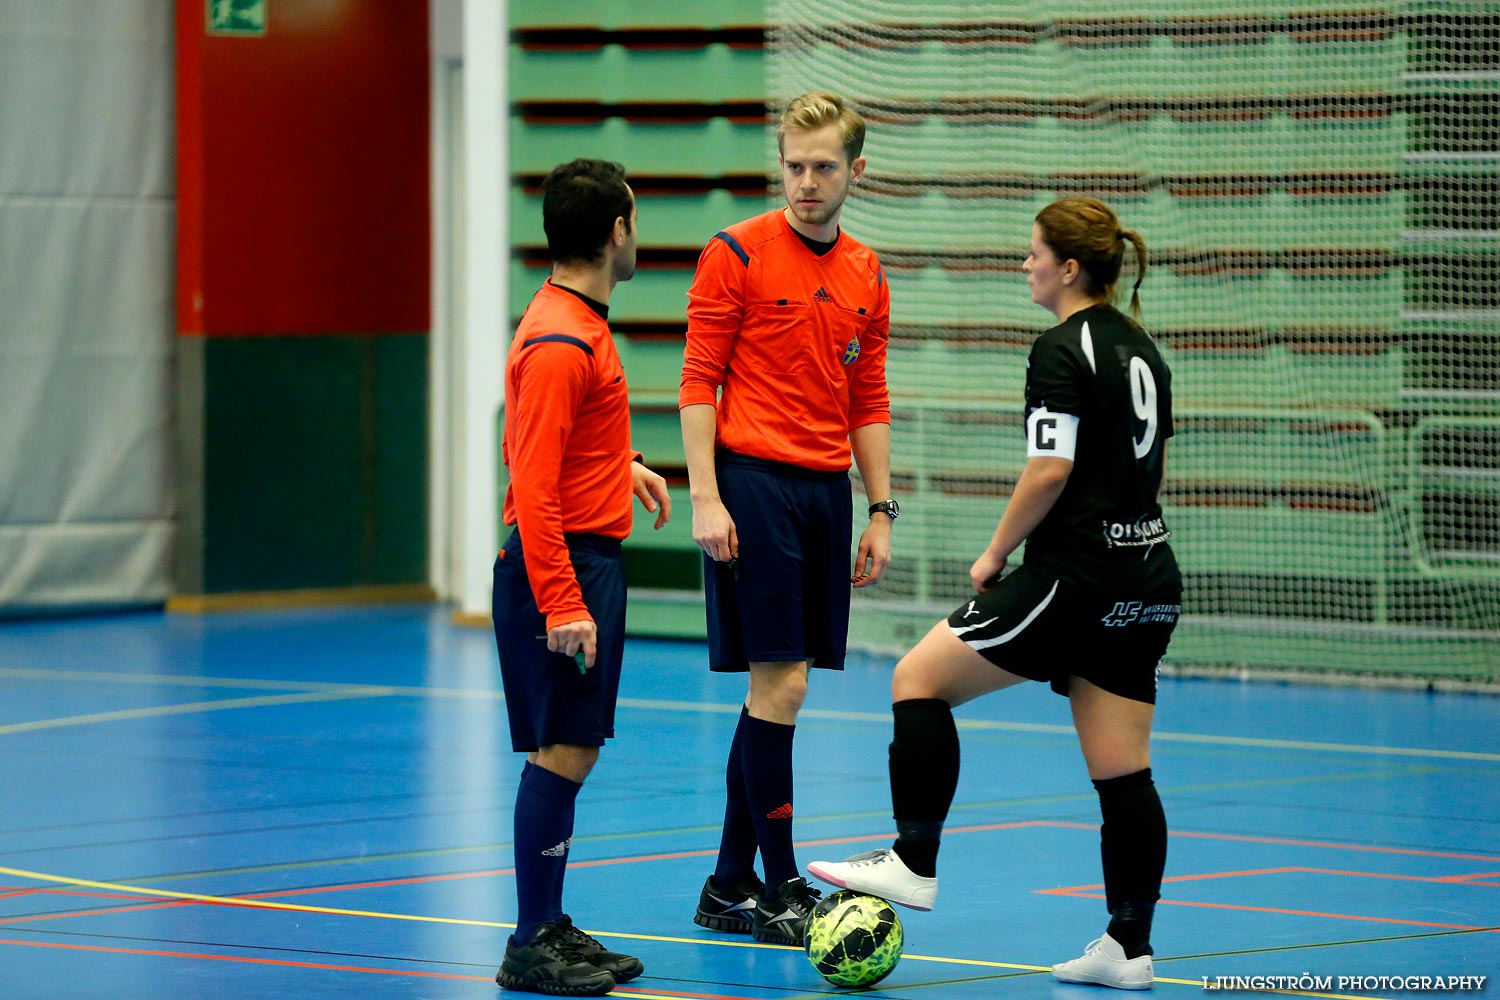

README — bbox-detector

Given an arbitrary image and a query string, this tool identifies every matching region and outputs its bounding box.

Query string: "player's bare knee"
[748,661,808,720]
[534,743,600,783]
[1078,739,1150,782]
[765,675,808,718]
[891,653,942,702]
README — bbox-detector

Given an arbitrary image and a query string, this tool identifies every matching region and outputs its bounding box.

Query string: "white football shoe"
[806,848,937,911]
[1051,933,1154,990]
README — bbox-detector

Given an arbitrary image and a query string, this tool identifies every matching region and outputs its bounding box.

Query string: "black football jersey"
[1020,303,1179,590]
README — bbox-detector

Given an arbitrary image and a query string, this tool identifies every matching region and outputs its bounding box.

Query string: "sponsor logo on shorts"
[1101,601,1181,627]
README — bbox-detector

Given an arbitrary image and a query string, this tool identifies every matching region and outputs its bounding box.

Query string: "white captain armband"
[1026,407,1079,460]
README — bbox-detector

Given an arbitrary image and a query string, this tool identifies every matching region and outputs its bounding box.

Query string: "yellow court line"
[0,688,398,736]
[0,865,1380,997]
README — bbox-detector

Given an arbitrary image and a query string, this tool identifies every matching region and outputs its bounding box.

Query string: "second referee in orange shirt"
[680,90,895,947]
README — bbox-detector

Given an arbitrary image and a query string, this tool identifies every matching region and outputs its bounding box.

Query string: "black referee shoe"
[693,872,764,932]
[553,914,643,984]
[495,923,615,996]
[750,877,822,946]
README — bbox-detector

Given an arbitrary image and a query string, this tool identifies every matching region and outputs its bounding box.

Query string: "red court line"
[2,888,153,903]
[1162,828,1500,863]
[0,887,143,903]
[0,937,767,999]
[1036,867,1305,893]
[616,990,774,1000]
[1438,871,1500,882]
[1153,898,1499,933]
[0,899,207,926]
[249,868,516,899]
[6,819,1491,934]
[0,937,491,981]
[1044,865,1500,894]
[1039,889,1498,932]
[0,831,1038,928]
[1294,867,1500,885]
[1039,866,1500,932]
[797,820,1050,850]
[1013,821,1500,862]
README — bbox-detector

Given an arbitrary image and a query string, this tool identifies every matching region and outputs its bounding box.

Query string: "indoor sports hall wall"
[174,0,431,605]
[0,2,432,617]
[506,0,768,635]
[509,2,1497,684]
[0,2,175,613]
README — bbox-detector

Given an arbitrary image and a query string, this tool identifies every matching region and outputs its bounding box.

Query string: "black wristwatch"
[868,499,900,521]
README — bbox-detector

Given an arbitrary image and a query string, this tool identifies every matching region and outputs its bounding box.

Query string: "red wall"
[176,0,430,337]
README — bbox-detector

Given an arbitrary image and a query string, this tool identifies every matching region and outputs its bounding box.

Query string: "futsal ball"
[803,890,903,987]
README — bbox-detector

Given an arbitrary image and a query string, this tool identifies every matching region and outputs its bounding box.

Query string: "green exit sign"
[206,0,266,36]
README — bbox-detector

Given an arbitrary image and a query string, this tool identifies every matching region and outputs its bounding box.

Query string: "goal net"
[767,1,1499,681]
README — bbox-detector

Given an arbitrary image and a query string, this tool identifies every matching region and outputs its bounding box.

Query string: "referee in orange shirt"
[680,91,895,947]
[493,159,671,996]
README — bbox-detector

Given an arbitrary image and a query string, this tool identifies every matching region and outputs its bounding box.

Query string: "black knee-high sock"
[1093,768,1166,959]
[889,698,959,878]
[713,706,758,886]
[741,714,797,889]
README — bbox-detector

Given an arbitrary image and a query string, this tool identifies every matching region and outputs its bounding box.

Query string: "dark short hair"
[541,159,632,265]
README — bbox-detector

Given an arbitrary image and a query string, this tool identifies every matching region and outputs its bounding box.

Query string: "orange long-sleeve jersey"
[502,280,638,629]
[680,209,890,471]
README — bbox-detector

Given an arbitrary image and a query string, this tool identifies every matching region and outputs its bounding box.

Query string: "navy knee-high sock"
[513,762,582,945]
[518,762,570,923]
[888,698,959,878]
[741,714,797,889]
[1094,768,1167,959]
[714,706,758,886]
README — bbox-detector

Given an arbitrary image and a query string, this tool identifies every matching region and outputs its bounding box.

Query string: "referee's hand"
[852,518,892,588]
[631,460,672,530]
[548,619,597,670]
[691,497,738,564]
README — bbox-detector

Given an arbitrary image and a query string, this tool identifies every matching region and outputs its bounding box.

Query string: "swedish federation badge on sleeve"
[842,336,861,365]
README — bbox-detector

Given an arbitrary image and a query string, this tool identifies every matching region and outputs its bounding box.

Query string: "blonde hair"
[1035,197,1149,319]
[777,90,866,163]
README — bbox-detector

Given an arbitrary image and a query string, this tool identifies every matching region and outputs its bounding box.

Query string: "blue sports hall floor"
[0,604,1495,1000]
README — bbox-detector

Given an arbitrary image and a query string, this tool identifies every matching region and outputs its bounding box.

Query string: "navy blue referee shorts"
[492,529,626,751]
[945,563,1181,705]
[705,451,853,672]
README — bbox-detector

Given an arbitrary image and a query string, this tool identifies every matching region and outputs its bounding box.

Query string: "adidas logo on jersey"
[766,802,793,820]
[541,837,571,857]
[813,286,833,303]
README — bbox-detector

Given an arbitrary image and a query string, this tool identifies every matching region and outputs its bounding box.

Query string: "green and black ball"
[803,890,904,987]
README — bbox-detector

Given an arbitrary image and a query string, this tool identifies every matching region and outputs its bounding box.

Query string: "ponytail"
[1119,228,1148,320]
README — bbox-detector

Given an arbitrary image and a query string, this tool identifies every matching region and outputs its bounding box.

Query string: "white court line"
[2,668,1495,762]
[0,689,399,736]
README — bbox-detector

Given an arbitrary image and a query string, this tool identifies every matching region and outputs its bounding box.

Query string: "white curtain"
[0,2,174,612]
